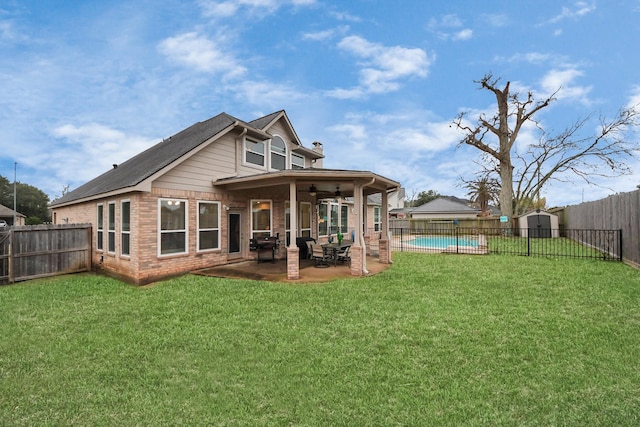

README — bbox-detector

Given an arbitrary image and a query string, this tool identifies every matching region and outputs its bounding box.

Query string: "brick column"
[350,245,364,276]
[287,247,300,280]
[379,239,391,264]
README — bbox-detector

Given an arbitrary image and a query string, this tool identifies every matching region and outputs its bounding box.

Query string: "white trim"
[269,135,287,171]
[250,199,272,239]
[96,203,104,252]
[120,199,131,257]
[243,137,267,170]
[197,201,221,252]
[158,198,189,257]
[107,201,116,254]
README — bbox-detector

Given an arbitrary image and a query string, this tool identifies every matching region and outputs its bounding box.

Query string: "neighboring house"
[50,110,400,284]
[0,204,26,226]
[410,197,480,220]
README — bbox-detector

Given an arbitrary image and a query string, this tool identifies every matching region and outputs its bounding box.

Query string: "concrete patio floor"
[193,256,390,283]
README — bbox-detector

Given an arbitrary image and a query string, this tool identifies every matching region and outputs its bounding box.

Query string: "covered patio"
[194,255,390,283]
[214,169,400,280]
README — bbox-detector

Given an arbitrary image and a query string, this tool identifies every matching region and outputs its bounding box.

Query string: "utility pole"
[13,162,17,227]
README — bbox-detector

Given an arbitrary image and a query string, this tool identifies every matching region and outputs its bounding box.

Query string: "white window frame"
[244,138,266,169]
[197,201,221,252]
[96,203,104,252]
[291,153,305,169]
[251,199,272,239]
[107,201,116,254]
[299,202,312,238]
[120,199,131,257]
[270,135,287,171]
[318,200,344,237]
[158,198,188,257]
[374,206,382,232]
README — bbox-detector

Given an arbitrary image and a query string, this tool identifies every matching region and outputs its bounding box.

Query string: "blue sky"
[1,0,639,207]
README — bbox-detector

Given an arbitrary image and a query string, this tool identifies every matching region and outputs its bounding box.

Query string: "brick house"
[50,110,400,284]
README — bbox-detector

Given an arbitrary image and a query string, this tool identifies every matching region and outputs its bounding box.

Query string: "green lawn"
[1,253,639,426]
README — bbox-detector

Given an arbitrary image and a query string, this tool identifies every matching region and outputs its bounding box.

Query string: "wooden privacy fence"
[0,224,92,285]
[564,190,639,267]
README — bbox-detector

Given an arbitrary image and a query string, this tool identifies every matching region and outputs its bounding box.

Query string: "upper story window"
[270,136,286,170]
[245,139,265,167]
[291,153,305,169]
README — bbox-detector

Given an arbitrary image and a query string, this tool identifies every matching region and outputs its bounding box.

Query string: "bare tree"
[453,73,640,218]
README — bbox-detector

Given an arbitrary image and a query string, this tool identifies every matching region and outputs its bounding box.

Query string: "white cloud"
[199,0,316,19]
[427,14,473,41]
[48,123,158,184]
[157,32,246,78]
[545,1,596,24]
[453,29,473,41]
[235,80,307,106]
[628,85,640,109]
[302,26,349,41]
[539,68,592,104]
[328,35,432,98]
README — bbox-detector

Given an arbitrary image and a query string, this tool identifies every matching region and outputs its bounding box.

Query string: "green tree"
[463,176,499,215]
[0,175,51,223]
[407,189,441,207]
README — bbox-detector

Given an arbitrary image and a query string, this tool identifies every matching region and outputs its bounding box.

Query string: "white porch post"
[287,181,300,280]
[352,182,368,276]
[380,190,392,264]
[381,190,389,239]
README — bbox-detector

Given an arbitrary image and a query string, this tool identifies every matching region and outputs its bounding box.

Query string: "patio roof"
[213,168,400,197]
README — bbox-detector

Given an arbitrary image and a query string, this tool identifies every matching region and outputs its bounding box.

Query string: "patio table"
[322,242,352,266]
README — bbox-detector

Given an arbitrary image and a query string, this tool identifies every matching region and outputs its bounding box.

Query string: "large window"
[291,153,305,169]
[121,200,130,256]
[198,201,220,251]
[285,201,313,244]
[159,199,187,256]
[251,200,272,239]
[300,202,312,237]
[341,205,349,234]
[108,202,116,253]
[318,201,348,237]
[245,139,265,167]
[270,136,286,170]
[96,204,104,251]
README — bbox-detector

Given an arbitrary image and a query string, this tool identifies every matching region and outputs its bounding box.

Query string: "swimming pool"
[407,235,479,249]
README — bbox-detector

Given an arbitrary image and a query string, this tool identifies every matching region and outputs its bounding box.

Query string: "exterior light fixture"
[309,185,317,196]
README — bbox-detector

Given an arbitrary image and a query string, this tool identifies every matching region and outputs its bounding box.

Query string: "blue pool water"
[408,236,479,248]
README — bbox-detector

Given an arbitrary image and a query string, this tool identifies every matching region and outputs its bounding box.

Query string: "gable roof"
[0,204,26,218]
[412,197,479,214]
[51,111,306,207]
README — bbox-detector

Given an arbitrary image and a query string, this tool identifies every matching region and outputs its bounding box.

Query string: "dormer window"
[245,139,265,167]
[270,136,286,170]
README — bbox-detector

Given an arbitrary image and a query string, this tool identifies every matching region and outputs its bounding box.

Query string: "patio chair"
[305,240,315,259]
[310,244,330,267]
[335,245,351,265]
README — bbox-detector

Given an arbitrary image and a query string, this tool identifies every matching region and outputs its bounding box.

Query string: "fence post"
[527,229,531,257]
[455,227,459,254]
[619,229,623,262]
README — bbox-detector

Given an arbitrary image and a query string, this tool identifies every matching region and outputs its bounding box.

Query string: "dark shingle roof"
[412,197,478,213]
[248,110,283,130]
[51,112,238,206]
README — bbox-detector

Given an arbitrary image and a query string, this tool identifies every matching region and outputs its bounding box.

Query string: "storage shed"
[519,210,560,238]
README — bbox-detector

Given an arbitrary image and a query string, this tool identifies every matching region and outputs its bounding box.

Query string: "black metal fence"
[388,226,623,261]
